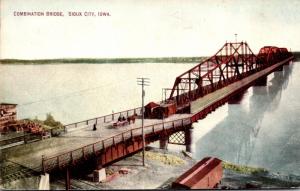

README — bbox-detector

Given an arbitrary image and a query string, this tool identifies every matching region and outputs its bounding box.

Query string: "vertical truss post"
[188,72,191,101]
[176,87,179,104]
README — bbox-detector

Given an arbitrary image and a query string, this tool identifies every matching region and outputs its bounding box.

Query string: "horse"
[127,113,138,124]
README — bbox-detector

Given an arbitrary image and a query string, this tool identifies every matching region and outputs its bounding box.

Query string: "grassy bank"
[223,161,268,175]
[0,57,207,64]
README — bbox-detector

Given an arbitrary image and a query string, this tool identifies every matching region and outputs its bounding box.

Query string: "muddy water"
[0,61,299,176]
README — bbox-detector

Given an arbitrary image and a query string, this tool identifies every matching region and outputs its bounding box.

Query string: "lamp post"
[137,77,150,166]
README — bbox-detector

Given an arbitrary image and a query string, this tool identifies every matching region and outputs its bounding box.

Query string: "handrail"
[63,107,142,130]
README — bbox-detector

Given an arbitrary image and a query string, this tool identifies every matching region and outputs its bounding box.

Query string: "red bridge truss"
[166,42,293,108]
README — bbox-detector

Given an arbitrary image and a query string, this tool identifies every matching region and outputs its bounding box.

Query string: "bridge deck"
[191,57,291,114]
[3,57,293,172]
[4,114,192,171]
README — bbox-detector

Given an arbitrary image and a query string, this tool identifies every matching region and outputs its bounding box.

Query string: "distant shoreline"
[0,57,207,65]
[1,52,299,64]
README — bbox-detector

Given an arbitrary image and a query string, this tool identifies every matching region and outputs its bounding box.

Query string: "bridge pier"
[254,76,267,86]
[159,136,168,150]
[228,90,246,104]
[95,156,103,170]
[185,126,193,153]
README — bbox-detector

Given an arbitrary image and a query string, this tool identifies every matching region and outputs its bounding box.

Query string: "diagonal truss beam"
[166,41,292,107]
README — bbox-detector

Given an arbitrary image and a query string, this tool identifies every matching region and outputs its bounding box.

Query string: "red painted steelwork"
[190,56,294,123]
[168,42,259,107]
[172,157,223,189]
[167,42,293,109]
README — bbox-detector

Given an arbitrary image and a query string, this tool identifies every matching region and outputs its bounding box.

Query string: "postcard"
[0,0,299,190]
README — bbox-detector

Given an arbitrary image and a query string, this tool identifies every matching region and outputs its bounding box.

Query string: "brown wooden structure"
[144,102,160,118]
[172,157,223,189]
[0,103,17,132]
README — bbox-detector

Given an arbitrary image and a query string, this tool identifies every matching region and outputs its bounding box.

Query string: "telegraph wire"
[17,78,133,107]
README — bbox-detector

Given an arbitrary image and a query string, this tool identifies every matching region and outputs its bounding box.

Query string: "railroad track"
[0,160,39,184]
[56,178,100,190]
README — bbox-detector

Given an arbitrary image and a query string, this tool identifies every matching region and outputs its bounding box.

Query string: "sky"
[1,0,300,59]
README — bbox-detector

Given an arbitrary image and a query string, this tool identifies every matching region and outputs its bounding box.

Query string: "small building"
[144,101,177,119]
[144,102,160,118]
[0,103,17,131]
[152,102,176,119]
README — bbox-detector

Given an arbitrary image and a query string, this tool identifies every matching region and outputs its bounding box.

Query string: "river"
[0,61,299,176]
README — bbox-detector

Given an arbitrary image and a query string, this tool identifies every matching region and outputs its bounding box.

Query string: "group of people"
[118,115,126,122]
[93,113,137,131]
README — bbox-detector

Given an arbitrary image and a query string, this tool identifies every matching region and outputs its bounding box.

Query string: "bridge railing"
[42,116,192,172]
[63,107,142,131]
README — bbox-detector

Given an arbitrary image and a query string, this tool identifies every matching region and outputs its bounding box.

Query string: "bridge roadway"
[2,57,293,173]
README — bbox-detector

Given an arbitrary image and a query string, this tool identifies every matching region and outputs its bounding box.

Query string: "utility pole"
[137,77,150,166]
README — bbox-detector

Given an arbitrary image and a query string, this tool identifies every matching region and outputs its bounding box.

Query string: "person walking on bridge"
[93,123,97,131]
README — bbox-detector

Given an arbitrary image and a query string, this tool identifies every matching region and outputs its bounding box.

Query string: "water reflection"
[193,64,296,175]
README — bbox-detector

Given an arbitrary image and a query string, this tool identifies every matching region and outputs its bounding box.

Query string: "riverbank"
[49,147,300,190]
[2,146,300,189]
[50,147,196,190]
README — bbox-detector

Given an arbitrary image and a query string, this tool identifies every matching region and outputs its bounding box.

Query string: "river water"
[0,61,299,176]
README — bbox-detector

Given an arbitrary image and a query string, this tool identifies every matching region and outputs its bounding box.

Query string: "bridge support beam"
[185,126,193,153]
[228,90,246,104]
[284,60,290,65]
[95,156,103,170]
[159,136,168,150]
[254,76,267,86]
[276,65,283,71]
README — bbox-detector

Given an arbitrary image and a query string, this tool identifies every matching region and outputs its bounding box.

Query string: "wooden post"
[42,155,45,174]
[65,167,70,190]
[122,133,125,156]
[23,131,27,144]
[93,144,96,155]
[82,147,85,159]
[70,152,73,165]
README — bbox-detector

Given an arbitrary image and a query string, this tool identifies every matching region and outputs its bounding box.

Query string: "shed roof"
[173,157,222,188]
[145,102,160,108]
[0,103,18,106]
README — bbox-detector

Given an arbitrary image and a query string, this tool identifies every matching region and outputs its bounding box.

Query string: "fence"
[63,107,142,131]
[0,132,43,149]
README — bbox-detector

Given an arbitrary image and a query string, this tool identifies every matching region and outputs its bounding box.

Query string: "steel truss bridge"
[3,41,294,186]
